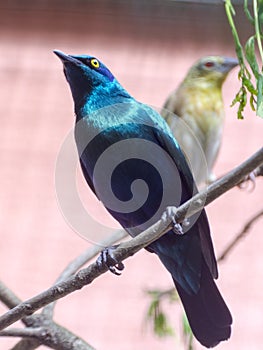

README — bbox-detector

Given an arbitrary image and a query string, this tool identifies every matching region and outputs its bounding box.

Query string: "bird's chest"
[183,89,224,136]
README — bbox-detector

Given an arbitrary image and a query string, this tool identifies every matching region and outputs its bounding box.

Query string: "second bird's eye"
[90,58,100,68]
[204,61,215,68]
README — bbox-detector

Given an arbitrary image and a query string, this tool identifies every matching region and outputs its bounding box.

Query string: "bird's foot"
[96,245,125,276]
[161,206,184,235]
[238,171,256,192]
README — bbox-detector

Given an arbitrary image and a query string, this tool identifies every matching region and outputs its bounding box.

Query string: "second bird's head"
[186,56,239,87]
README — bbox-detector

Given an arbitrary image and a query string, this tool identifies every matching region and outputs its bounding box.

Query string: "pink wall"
[0,2,262,349]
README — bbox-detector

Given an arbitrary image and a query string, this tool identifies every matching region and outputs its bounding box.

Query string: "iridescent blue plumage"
[54,50,232,348]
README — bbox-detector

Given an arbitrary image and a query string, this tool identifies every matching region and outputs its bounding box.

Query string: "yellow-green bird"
[162,56,238,186]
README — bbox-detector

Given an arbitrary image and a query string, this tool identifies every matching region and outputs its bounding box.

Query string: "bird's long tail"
[173,260,232,348]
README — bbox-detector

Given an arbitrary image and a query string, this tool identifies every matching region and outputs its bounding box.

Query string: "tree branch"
[0,147,262,331]
[0,282,44,349]
[0,327,44,338]
[0,281,22,310]
[0,322,95,350]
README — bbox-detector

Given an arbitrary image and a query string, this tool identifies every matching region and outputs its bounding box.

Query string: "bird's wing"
[162,88,182,117]
[153,127,218,278]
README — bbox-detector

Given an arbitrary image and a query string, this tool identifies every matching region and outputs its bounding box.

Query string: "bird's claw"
[161,206,185,235]
[96,245,125,276]
[238,171,256,192]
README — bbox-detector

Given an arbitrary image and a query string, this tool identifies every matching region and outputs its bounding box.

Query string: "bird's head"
[187,56,239,87]
[54,50,129,113]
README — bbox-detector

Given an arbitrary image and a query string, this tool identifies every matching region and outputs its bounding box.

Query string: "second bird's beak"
[223,57,239,72]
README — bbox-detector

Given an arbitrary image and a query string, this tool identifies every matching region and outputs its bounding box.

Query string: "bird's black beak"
[53,50,81,66]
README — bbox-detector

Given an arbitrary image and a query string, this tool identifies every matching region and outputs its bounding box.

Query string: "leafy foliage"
[145,2,262,349]
[146,289,176,337]
[225,0,263,118]
[146,288,194,349]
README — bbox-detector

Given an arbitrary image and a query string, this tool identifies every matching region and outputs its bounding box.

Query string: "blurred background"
[0,1,262,349]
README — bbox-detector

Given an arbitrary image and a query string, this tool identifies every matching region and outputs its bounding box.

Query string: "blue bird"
[54,50,232,348]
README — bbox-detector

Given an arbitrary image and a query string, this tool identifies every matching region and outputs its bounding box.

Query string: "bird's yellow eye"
[90,58,100,69]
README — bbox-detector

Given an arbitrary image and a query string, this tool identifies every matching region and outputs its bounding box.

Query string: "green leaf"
[245,36,260,78]
[147,299,159,318]
[231,86,246,119]
[225,0,262,119]
[242,75,257,95]
[146,290,175,338]
[154,312,174,337]
[256,74,263,117]
[250,93,257,111]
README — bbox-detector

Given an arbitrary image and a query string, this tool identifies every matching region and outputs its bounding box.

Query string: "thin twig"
[0,281,22,310]
[217,208,263,262]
